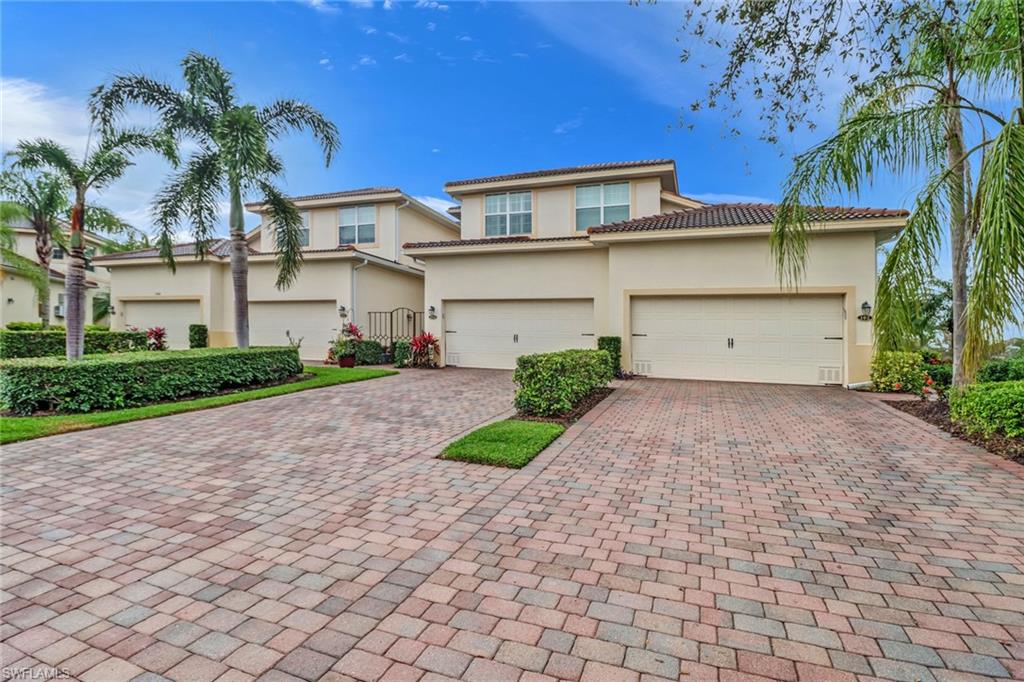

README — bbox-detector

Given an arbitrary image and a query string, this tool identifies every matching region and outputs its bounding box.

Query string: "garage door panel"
[445,299,594,369]
[631,295,844,385]
[123,300,200,350]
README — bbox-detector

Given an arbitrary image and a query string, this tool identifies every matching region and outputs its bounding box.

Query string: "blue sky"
[2,0,921,234]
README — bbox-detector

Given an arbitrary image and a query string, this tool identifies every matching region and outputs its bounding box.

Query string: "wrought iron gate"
[367,307,424,348]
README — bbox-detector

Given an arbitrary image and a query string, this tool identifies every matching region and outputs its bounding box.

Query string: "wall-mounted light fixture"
[857,301,873,321]
[109,305,116,315]
[428,305,437,320]
[338,304,348,318]
[6,298,13,305]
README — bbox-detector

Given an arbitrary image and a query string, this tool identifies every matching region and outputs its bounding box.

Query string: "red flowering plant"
[410,332,440,368]
[146,326,168,351]
[327,322,363,363]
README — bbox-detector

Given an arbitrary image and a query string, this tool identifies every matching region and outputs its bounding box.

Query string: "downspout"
[351,257,370,328]
[394,198,410,262]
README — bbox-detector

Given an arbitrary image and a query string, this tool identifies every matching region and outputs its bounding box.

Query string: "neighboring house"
[0,227,113,328]
[95,188,459,356]
[404,159,908,386]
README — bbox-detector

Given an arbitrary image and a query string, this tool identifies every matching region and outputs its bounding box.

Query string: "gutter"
[351,257,369,325]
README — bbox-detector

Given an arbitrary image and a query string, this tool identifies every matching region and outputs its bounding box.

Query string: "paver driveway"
[2,371,1023,682]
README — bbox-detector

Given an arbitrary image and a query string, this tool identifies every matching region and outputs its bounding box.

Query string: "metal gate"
[367,307,424,348]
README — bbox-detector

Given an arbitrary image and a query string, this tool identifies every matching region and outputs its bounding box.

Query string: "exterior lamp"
[338,304,348,318]
[858,301,873,321]
[428,305,437,320]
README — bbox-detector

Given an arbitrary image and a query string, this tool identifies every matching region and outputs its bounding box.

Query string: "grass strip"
[440,419,565,468]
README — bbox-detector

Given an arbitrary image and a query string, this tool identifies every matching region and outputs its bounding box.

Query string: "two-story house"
[95,188,458,355]
[404,160,907,386]
[1,226,113,327]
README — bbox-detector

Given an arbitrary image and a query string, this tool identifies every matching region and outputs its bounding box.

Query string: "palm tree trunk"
[229,181,250,349]
[34,222,52,329]
[66,191,87,360]
[945,76,970,387]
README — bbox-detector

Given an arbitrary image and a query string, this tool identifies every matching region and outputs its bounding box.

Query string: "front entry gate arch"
[367,307,424,348]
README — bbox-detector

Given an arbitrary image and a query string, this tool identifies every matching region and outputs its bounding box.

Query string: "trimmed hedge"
[514,349,612,417]
[355,340,384,365]
[950,380,1024,438]
[393,340,412,368]
[871,351,925,393]
[923,362,953,392]
[977,357,1024,383]
[597,336,622,376]
[0,347,302,415]
[3,323,108,331]
[0,330,148,359]
[189,324,209,349]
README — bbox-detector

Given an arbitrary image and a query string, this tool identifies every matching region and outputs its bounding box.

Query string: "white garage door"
[250,301,340,358]
[631,295,844,385]
[123,300,201,350]
[444,299,595,369]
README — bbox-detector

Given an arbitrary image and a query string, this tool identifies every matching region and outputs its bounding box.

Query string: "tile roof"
[93,239,252,262]
[445,159,674,188]
[245,187,401,208]
[588,203,909,234]
[404,235,590,249]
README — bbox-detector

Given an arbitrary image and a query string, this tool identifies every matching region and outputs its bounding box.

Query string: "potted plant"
[329,322,363,368]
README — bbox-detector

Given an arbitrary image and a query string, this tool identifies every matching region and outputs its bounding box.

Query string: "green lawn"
[440,419,566,468]
[0,366,396,445]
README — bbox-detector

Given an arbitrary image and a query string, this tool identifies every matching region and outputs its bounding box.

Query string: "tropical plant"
[770,0,1024,386]
[410,332,440,368]
[6,129,173,359]
[92,292,111,324]
[146,326,168,351]
[91,51,340,349]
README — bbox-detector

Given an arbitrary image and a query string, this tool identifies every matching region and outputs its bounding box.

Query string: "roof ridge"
[445,159,675,188]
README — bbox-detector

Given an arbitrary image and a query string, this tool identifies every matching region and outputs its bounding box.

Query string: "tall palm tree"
[0,171,68,328]
[7,128,174,359]
[91,51,341,349]
[770,0,1024,386]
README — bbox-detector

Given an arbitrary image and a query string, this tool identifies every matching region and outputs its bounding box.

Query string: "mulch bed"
[516,387,615,427]
[885,399,1023,465]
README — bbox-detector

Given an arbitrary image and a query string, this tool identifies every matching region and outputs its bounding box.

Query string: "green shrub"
[0,347,301,415]
[85,324,109,332]
[597,336,622,375]
[950,380,1024,438]
[393,340,412,368]
[355,340,384,365]
[871,351,925,393]
[6,322,66,331]
[189,324,209,349]
[514,349,612,417]
[923,362,953,392]
[0,330,148,359]
[977,357,1024,383]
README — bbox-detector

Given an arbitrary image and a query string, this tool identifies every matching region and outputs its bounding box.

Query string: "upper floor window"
[85,247,96,272]
[298,212,310,248]
[576,182,629,230]
[52,244,64,260]
[485,191,532,237]
[339,206,376,245]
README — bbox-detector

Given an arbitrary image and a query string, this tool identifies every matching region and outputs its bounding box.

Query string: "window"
[85,247,96,272]
[298,212,310,248]
[339,205,376,245]
[52,244,64,260]
[575,182,630,230]
[484,191,532,237]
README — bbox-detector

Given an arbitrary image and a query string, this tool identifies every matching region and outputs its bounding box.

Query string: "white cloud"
[431,148,441,153]
[553,117,583,135]
[394,53,413,63]
[686,192,774,205]
[414,195,458,218]
[318,57,334,70]
[382,0,396,9]
[386,31,410,43]
[352,55,377,69]
[1,78,91,152]
[348,0,373,7]
[361,25,378,34]
[414,0,449,10]
[426,21,436,31]
[472,50,499,63]
[457,35,473,42]
[303,0,340,13]
[512,52,529,59]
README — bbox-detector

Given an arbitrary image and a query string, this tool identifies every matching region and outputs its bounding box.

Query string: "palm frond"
[214,106,271,181]
[182,51,237,114]
[85,126,178,190]
[258,182,304,289]
[259,99,341,166]
[962,118,1024,376]
[91,79,211,139]
[152,150,224,271]
[7,139,83,185]
[81,205,134,236]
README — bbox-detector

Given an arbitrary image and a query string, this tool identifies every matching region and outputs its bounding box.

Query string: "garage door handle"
[824,336,843,340]
[631,333,647,337]
[580,333,595,336]
[445,330,457,333]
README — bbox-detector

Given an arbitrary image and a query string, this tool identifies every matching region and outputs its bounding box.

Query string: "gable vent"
[818,366,842,385]
[633,359,652,375]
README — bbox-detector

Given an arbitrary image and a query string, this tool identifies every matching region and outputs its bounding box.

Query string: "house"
[404,159,908,386]
[94,188,459,356]
[1,226,113,327]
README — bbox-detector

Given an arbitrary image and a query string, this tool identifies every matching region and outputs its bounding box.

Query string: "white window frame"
[339,205,376,246]
[484,191,532,237]
[575,182,630,231]
[298,211,310,248]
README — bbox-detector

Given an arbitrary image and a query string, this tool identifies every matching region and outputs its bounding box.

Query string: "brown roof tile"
[404,235,590,249]
[588,203,908,234]
[245,187,401,209]
[445,159,674,188]
[93,239,253,262]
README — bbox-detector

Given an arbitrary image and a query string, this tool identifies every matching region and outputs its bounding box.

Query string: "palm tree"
[0,171,68,328]
[770,0,1024,386]
[91,51,341,349]
[7,128,174,359]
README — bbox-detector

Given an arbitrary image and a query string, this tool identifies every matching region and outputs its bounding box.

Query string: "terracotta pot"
[338,356,356,368]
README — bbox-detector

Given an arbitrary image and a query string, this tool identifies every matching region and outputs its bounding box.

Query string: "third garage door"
[630,295,844,385]
[444,299,594,369]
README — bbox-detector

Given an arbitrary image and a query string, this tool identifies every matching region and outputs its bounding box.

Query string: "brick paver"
[2,371,1023,681]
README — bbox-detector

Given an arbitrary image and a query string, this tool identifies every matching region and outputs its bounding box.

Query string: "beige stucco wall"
[1,273,41,326]
[397,208,458,265]
[354,264,424,333]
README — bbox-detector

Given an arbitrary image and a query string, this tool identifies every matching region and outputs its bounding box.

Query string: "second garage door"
[630,295,844,385]
[444,299,594,369]
[123,299,201,349]
[250,301,340,359]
